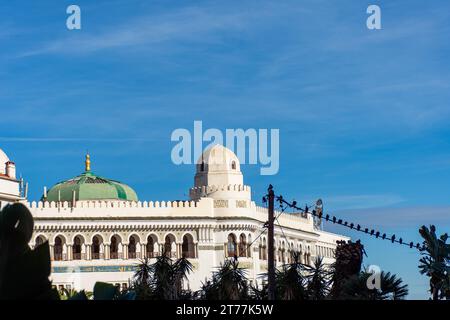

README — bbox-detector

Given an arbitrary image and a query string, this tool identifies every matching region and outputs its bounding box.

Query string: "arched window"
[110,236,120,259]
[262,238,267,260]
[128,236,137,259]
[35,236,45,247]
[54,236,63,261]
[201,161,205,172]
[146,235,155,258]
[231,161,236,170]
[288,242,294,263]
[73,236,83,260]
[182,234,196,258]
[164,234,176,258]
[92,236,101,259]
[259,239,265,260]
[280,241,286,264]
[238,233,247,257]
[227,234,237,257]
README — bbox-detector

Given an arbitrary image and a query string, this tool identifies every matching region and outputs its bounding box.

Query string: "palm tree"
[339,270,408,300]
[131,255,193,300]
[172,256,194,299]
[304,256,330,300]
[151,255,193,300]
[200,258,250,300]
[250,252,309,300]
[132,258,153,299]
[418,225,450,300]
[134,257,152,285]
[379,271,409,300]
[60,288,93,300]
[274,252,308,300]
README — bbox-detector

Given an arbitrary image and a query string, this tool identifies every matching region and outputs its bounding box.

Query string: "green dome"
[45,171,138,202]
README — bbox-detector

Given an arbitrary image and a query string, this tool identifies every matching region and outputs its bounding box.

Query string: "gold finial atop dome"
[85,152,91,172]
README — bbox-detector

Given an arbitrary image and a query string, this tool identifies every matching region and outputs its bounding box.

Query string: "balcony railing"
[164,252,177,258]
[227,250,236,257]
[182,252,196,259]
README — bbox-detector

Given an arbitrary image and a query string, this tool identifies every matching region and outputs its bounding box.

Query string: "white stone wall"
[0,177,21,206]
[29,197,349,292]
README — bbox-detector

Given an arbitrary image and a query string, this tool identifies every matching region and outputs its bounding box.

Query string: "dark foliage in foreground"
[0,203,58,300]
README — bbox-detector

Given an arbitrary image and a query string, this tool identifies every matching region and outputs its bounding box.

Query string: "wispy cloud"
[334,206,450,228]
[0,137,157,143]
[319,194,405,210]
[19,5,269,57]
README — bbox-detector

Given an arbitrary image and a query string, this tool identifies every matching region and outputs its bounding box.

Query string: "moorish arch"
[259,237,267,260]
[146,234,159,258]
[163,233,177,258]
[34,234,47,248]
[181,233,196,259]
[91,235,104,260]
[110,235,122,259]
[72,235,84,260]
[227,233,237,257]
[128,234,141,259]
[238,233,247,258]
[53,235,66,261]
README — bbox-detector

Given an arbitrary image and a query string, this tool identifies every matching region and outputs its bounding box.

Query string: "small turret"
[5,161,16,179]
[190,145,251,201]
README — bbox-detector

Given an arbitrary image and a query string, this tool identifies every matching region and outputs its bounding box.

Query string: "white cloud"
[333,206,450,228]
[0,137,156,143]
[323,194,405,210]
[19,5,271,57]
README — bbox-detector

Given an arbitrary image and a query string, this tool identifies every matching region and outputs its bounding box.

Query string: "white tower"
[189,144,251,201]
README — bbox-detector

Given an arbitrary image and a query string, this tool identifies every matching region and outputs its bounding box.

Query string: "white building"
[0,148,23,208]
[0,145,349,292]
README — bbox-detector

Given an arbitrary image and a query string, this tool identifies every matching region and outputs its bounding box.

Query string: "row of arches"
[36,233,197,261]
[257,237,313,265]
[224,233,313,265]
[226,233,252,258]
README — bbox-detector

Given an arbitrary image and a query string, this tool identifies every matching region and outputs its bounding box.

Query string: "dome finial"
[85,151,91,172]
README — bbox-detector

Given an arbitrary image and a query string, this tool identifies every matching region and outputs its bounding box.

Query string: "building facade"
[0,145,349,292]
[0,148,23,207]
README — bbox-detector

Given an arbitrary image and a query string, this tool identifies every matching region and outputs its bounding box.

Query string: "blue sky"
[1,0,449,299]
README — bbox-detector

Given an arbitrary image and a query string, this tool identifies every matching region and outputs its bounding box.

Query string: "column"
[171,242,177,258]
[81,244,87,260]
[123,244,128,260]
[69,245,74,261]
[49,245,54,261]
[104,244,110,260]
[85,244,91,260]
[64,244,70,261]
[100,243,105,259]
[136,243,141,259]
